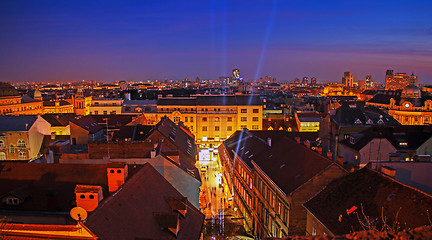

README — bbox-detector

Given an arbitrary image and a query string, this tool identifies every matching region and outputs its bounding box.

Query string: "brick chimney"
[304,140,311,149]
[294,137,301,143]
[337,156,344,165]
[107,162,128,193]
[327,152,333,160]
[74,185,103,212]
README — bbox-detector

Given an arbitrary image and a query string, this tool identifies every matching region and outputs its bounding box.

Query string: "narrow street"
[198,150,250,239]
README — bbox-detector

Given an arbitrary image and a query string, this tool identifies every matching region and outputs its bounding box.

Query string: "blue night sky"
[1,0,432,83]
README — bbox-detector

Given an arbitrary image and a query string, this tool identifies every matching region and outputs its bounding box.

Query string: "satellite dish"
[70,207,88,221]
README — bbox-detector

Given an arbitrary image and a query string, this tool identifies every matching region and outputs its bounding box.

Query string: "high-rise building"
[311,77,317,85]
[385,69,418,90]
[302,77,309,86]
[365,75,374,89]
[294,78,300,85]
[342,72,353,87]
[232,68,240,80]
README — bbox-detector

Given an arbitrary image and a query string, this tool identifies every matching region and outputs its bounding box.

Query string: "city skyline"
[1,1,432,83]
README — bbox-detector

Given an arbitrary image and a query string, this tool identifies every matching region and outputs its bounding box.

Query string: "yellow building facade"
[0,83,43,115]
[155,95,263,148]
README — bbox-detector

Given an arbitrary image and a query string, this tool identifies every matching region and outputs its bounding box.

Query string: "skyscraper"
[365,75,374,89]
[302,77,309,86]
[342,72,353,87]
[311,77,317,85]
[232,68,240,80]
[294,78,300,85]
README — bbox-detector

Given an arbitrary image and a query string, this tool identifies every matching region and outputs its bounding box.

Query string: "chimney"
[107,162,128,193]
[327,152,333,160]
[316,147,323,155]
[381,166,396,177]
[150,149,157,158]
[294,137,301,143]
[267,138,272,147]
[74,185,103,212]
[304,140,311,149]
[337,156,344,165]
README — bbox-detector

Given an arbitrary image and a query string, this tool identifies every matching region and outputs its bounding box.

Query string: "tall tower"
[302,77,309,86]
[311,77,317,85]
[232,69,240,81]
[342,72,353,87]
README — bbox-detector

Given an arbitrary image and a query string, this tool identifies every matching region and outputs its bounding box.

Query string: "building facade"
[0,83,43,115]
[153,94,263,148]
[385,69,418,90]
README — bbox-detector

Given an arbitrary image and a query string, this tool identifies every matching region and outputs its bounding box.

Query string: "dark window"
[89,195,95,199]
[80,194,85,199]
[253,109,259,113]
[117,169,122,173]
[110,169,115,173]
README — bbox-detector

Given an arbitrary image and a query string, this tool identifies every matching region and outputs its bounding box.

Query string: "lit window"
[190,117,194,122]
[19,151,26,160]
[241,109,247,113]
[241,117,247,122]
[253,109,259,113]
[215,117,220,122]
[184,117,188,122]
[0,140,4,148]
[227,126,232,131]
[227,117,232,122]
[215,126,220,131]
[252,125,259,130]
[241,125,247,129]
[0,152,5,160]
[6,198,19,206]
[202,126,207,131]
[253,117,259,122]
[202,117,207,122]
[10,145,14,154]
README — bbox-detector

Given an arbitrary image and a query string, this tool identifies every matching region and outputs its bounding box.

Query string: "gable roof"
[332,105,400,127]
[0,115,38,132]
[112,124,154,142]
[223,130,343,195]
[84,163,204,240]
[150,117,197,161]
[340,125,432,151]
[304,168,432,235]
[0,163,107,213]
[70,116,103,134]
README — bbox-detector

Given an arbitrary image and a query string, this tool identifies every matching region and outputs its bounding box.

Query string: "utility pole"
[103,118,110,159]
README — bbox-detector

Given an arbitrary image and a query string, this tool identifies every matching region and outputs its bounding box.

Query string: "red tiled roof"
[71,116,103,134]
[224,130,341,195]
[84,163,204,240]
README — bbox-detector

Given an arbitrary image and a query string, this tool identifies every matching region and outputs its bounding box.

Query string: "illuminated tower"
[232,68,240,81]
[302,77,309,86]
[311,77,317,85]
[342,72,353,87]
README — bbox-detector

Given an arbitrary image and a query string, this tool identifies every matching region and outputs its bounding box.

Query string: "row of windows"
[201,125,259,131]
[0,104,42,114]
[0,140,26,148]
[241,109,260,113]
[0,151,27,160]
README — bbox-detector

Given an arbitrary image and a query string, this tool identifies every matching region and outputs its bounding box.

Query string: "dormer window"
[6,197,19,206]
[354,118,362,124]
[349,136,356,144]
[399,142,408,146]
[366,119,373,125]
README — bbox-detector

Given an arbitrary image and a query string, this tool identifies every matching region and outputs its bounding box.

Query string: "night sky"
[1,0,432,83]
